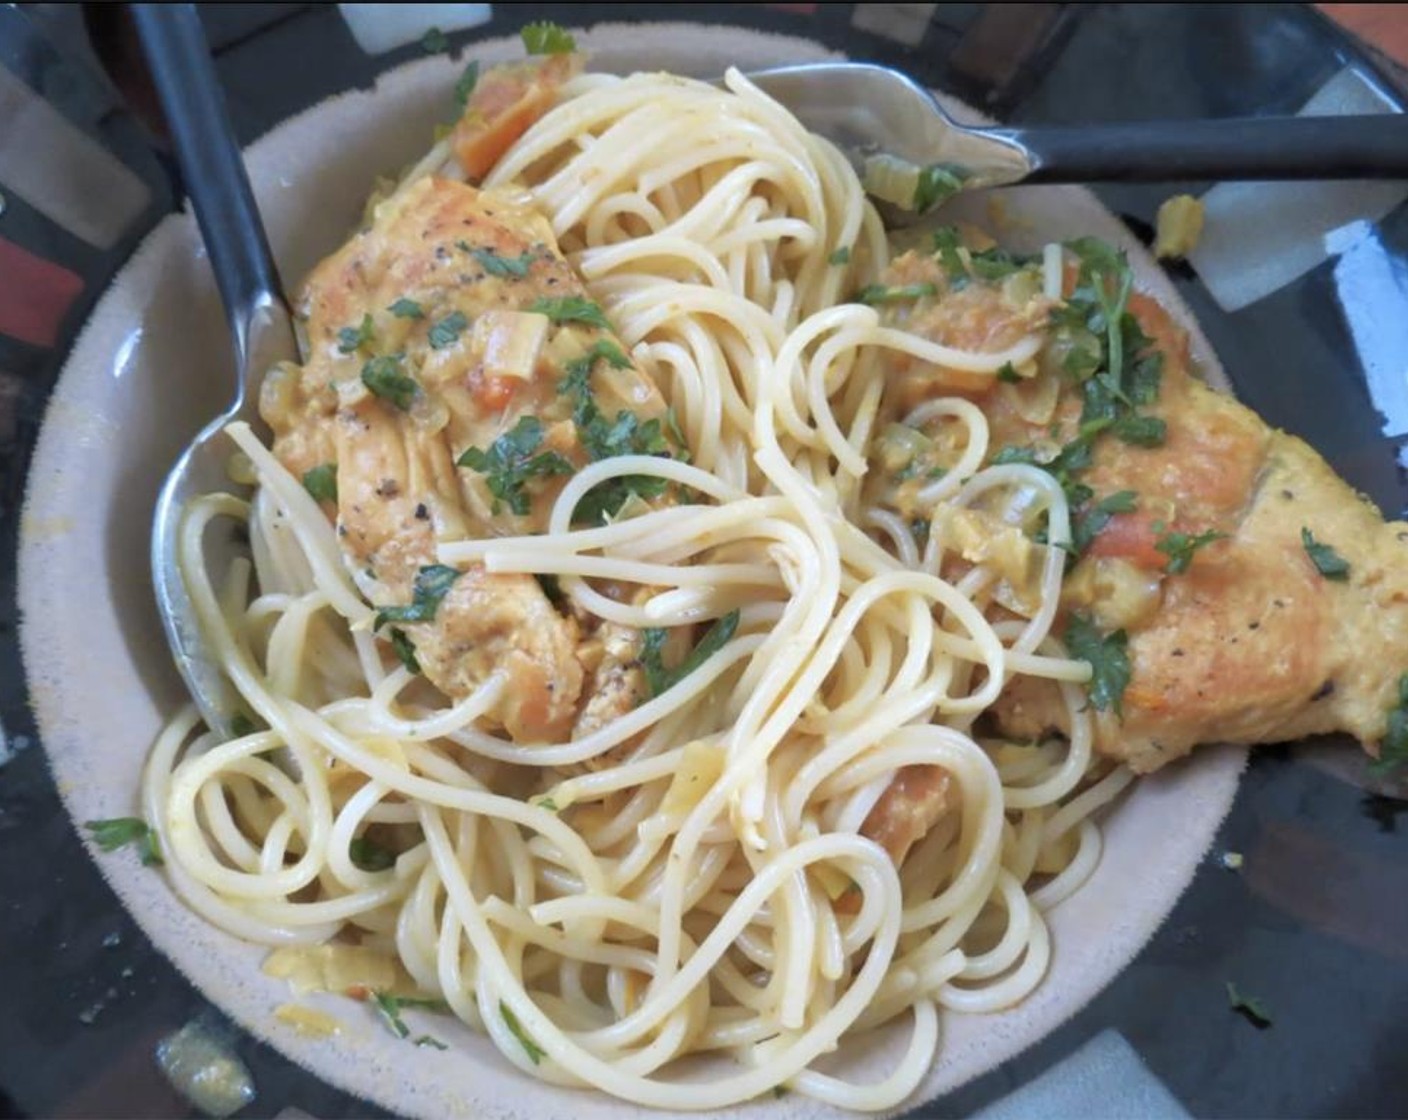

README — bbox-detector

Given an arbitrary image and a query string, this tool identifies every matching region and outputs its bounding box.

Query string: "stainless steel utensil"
[138,3,298,737]
[743,62,1408,217]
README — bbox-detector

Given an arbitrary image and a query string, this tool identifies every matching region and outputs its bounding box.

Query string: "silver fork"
[138,3,298,738]
[743,62,1408,220]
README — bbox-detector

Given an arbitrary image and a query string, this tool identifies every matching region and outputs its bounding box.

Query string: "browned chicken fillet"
[261,172,671,743]
[873,244,1408,788]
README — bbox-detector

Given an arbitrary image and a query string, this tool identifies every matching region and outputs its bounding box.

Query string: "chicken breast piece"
[871,243,1408,781]
[261,168,674,743]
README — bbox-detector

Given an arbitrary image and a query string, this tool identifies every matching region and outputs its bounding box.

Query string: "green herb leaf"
[301,463,338,504]
[458,416,575,516]
[535,795,560,813]
[361,354,419,410]
[996,362,1022,384]
[1226,981,1273,1028]
[930,226,968,284]
[1369,674,1408,776]
[1111,413,1167,447]
[415,1035,449,1050]
[1301,528,1350,581]
[828,246,851,266]
[428,310,469,349]
[420,26,449,54]
[388,298,424,320]
[500,1001,546,1064]
[967,246,1029,282]
[454,60,480,108]
[530,296,611,330]
[229,712,258,738]
[372,992,411,1039]
[374,564,463,629]
[913,163,968,212]
[371,992,450,1041]
[467,246,536,278]
[639,610,741,697]
[521,21,576,55]
[1064,614,1131,717]
[85,818,163,866]
[855,282,937,306]
[337,313,375,354]
[1155,526,1226,575]
[349,836,396,872]
[388,628,421,674]
[1071,490,1138,555]
[989,445,1040,467]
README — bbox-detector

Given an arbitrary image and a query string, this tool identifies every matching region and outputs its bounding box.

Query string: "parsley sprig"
[1064,613,1131,717]
[531,296,611,329]
[639,611,741,697]
[374,564,462,630]
[1369,674,1408,777]
[85,818,163,866]
[1301,528,1350,581]
[458,415,574,516]
[361,354,419,410]
[521,21,576,55]
[500,1001,546,1063]
[1154,525,1226,575]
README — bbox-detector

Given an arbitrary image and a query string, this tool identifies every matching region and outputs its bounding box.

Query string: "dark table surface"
[3,4,1408,1118]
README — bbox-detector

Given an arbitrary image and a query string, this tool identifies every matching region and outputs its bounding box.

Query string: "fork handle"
[993,114,1408,182]
[133,3,285,370]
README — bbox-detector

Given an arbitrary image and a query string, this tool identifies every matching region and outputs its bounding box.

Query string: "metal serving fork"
[743,62,1408,216]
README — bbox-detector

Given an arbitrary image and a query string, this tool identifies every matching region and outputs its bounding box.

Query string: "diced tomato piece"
[1086,511,1166,570]
[452,55,581,181]
[470,371,518,412]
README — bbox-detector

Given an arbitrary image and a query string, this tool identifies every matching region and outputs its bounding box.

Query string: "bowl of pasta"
[18,12,1407,1119]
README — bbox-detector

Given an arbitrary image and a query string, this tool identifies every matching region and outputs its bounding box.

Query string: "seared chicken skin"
[873,241,1408,780]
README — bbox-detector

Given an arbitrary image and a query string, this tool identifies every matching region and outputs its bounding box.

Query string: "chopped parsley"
[361,354,418,410]
[388,628,421,674]
[1071,490,1138,556]
[930,226,968,285]
[1226,981,1273,1028]
[1064,614,1131,717]
[229,712,258,738]
[420,26,449,54]
[1110,412,1167,448]
[639,610,741,697]
[301,463,338,504]
[388,297,424,320]
[1155,525,1226,575]
[855,282,937,306]
[374,564,463,629]
[521,21,576,55]
[996,362,1022,384]
[454,60,480,108]
[457,415,575,516]
[85,818,163,866]
[415,1035,449,1050]
[535,795,560,813]
[349,836,396,872]
[558,344,681,525]
[499,1001,546,1064]
[828,246,851,266]
[913,163,968,212]
[337,313,375,354]
[372,992,450,1040]
[1369,675,1408,776]
[467,245,536,278]
[428,310,469,349]
[530,296,611,330]
[1301,528,1350,581]
[967,245,1029,283]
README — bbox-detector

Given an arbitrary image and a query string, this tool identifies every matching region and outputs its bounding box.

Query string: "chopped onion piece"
[473,310,549,381]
